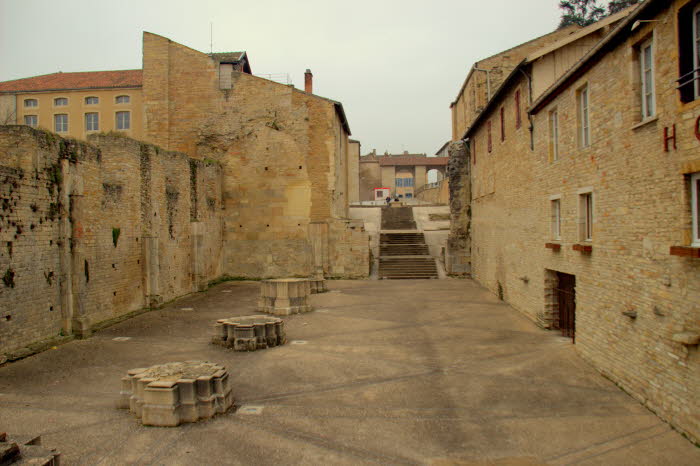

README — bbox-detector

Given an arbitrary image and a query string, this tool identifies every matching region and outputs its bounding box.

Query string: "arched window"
[85,96,99,105]
[54,97,68,106]
[115,95,130,104]
[24,99,38,108]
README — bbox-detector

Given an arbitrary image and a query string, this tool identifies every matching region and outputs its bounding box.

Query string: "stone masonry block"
[257,279,313,315]
[212,315,286,351]
[117,361,233,427]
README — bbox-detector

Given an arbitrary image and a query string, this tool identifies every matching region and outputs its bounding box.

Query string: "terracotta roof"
[0,70,143,93]
[379,156,448,167]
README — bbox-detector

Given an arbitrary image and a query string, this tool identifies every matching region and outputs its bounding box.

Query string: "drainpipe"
[518,67,535,151]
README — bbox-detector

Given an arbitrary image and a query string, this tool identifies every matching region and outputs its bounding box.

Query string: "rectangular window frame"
[578,190,594,242]
[116,111,130,130]
[577,84,590,148]
[550,195,562,240]
[85,112,99,131]
[24,99,38,108]
[24,115,38,128]
[692,172,700,247]
[54,97,68,107]
[395,178,403,188]
[500,107,505,141]
[54,114,68,133]
[640,38,655,119]
[487,120,492,153]
[549,108,559,162]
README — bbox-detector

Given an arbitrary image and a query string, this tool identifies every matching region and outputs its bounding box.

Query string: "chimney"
[403,150,408,155]
[304,69,313,94]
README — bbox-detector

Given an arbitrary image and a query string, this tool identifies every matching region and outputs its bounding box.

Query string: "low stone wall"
[445,141,471,275]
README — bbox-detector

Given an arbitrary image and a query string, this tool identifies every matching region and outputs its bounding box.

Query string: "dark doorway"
[555,272,576,341]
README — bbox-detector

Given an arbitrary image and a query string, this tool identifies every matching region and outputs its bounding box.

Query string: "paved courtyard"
[0,279,698,465]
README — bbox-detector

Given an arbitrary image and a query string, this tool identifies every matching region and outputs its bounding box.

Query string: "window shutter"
[678,3,695,102]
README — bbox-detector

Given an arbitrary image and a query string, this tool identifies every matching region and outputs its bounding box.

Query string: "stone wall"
[348,140,360,203]
[416,179,449,205]
[445,141,470,275]
[142,32,367,279]
[0,126,223,358]
[463,1,699,442]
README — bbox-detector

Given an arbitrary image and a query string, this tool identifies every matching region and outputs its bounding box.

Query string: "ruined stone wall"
[142,32,367,278]
[0,127,64,354]
[359,160,381,201]
[0,126,224,358]
[466,1,699,441]
[446,141,470,275]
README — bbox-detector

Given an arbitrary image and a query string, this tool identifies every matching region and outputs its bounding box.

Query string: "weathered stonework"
[0,433,60,465]
[457,0,700,442]
[0,126,223,358]
[257,278,312,316]
[142,32,368,280]
[446,140,471,275]
[117,361,233,427]
[212,315,286,351]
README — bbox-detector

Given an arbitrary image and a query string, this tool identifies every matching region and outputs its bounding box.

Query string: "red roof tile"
[378,156,448,167]
[0,70,143,93]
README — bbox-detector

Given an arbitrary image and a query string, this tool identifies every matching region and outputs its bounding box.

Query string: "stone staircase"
[378,207,438,279]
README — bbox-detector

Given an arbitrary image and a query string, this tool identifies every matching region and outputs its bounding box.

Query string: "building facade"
[358,151,448,201]
[0,71,143,141]
[450,0,699,442]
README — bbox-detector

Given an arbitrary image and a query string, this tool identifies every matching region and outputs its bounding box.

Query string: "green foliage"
[112,227,121,247]
[607,0,640,14]
[2,268,15,288]
[558,0,606,28]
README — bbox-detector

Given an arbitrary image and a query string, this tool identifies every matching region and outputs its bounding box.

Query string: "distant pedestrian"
[385,196,391,205]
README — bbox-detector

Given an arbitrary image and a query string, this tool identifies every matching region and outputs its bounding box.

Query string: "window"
[395,178,403,187]
[549,109,559,161]
[487,120,492,153]
[692,172,700,246]
[577,85,590,148]
[24,99,37,108]
[116,111,130,130]
[515,89,522,129]
[678,2,700,101]
[579,191,593,241]
[640,39,655,119]
[85,113,99,131]
[115,95,130,104]
[404,178,414,187]
[54,97,68,106]
[405,193,413,199]
[24,115,37,127]
[551,198,561,240]
[85,96,99,105]
[500,107,505,141]
[54,114,68,133]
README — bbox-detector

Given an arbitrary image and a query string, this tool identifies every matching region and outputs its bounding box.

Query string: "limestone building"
[358,151,448,201]
[448,0,699,442]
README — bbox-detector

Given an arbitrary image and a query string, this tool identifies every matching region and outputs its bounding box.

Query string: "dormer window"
[54,97,68,106]
[24,98,38,108]
[85,96,99,105]
[115,95,130,104]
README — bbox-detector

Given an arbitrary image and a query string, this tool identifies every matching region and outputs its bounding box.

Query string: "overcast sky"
[0,0,562,156]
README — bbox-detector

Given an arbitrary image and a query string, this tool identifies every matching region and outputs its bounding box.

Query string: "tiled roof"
[379,156,448,167]
[0,70,143,93]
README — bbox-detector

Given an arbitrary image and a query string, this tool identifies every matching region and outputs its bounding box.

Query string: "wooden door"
[556,272,576,341]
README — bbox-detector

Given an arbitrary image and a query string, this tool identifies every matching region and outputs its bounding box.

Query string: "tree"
[558,0,606,28]
[607,0,641,15]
